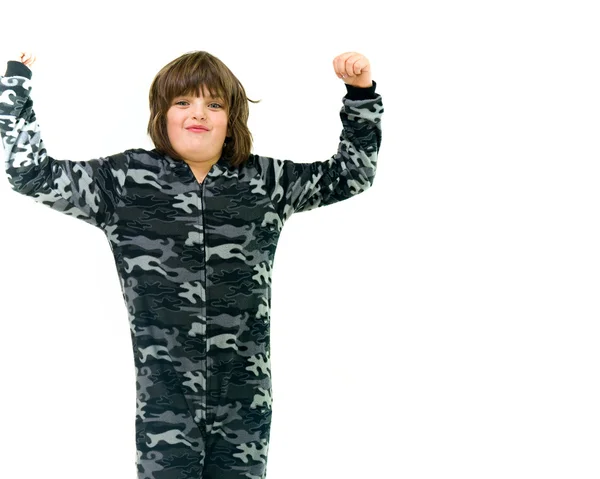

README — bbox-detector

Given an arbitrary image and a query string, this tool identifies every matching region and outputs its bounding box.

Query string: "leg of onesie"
[135,415,206,479]
[135,363,208,479]
[135,373,272,479]
[202,404,272,479]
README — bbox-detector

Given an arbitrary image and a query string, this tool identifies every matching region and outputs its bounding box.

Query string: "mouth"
[186,128,209,133]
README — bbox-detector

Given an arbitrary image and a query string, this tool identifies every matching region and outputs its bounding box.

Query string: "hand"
[333,52,372,88]
[16,51,37,69]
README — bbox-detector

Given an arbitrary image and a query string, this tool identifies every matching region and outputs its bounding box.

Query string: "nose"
[191,102,208,120]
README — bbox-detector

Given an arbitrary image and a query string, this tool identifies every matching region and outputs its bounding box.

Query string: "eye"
[175,100,223,108]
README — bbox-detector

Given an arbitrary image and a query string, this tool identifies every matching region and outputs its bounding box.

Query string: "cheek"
[165,112,174,128]
[166,113,184,131]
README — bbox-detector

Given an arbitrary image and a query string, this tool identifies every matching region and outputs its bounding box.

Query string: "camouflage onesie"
[0,60,384,479]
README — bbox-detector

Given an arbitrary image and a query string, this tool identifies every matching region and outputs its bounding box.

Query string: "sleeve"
[0,60,130,230]
[255,80,383,225]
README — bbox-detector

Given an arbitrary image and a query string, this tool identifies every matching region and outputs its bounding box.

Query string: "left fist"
[333,52,372,88]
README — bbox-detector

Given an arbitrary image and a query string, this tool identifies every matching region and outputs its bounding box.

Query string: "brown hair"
[147,50,261,167]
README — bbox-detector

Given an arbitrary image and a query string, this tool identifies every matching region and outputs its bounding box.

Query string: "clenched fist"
[332,52,372,88]
[15,51,37,69]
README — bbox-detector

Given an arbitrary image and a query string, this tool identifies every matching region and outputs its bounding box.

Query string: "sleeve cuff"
[4,61,32,79]
[344,80,377,100]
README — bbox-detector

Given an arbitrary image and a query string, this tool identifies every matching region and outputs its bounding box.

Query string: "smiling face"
[166,85,229,168]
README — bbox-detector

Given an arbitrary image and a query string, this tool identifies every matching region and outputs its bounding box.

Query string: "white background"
[1,1,599,478]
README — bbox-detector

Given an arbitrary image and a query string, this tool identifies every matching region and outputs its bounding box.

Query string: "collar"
[160,150,231,179]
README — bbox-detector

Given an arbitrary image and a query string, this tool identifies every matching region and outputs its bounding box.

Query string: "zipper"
[196,161,217,439]
[183,160,211,435]
[200,177,208,433]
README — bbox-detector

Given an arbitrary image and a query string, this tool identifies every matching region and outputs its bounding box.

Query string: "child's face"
[166,86,229,165]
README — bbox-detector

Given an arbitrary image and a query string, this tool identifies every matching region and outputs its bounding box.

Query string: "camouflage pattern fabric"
[0,62,383,479]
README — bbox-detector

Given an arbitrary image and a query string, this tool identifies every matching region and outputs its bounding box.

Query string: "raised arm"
[0,57,130,230]
[254,52,383,225]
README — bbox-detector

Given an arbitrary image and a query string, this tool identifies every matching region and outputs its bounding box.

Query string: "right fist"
[16,51,36,68]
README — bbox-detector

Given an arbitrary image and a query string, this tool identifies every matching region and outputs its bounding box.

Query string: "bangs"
[163,62,228,108]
